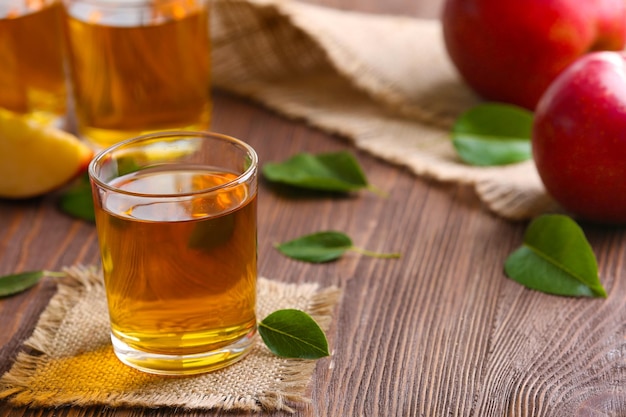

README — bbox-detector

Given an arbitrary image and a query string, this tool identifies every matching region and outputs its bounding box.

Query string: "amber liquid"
[65,3,211,148]
[94,167,257,364]
[0,1,67,126]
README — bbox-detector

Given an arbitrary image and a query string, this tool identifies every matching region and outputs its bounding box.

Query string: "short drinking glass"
[88,131,258,375]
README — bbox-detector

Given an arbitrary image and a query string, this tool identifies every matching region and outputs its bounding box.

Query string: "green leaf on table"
[258,309,329,359]
[452,102,533,166]
[58,173,95,222]
[0,270,65,297]
[262,151,384,195]
[275,231,401,263]
[504,214,606,297]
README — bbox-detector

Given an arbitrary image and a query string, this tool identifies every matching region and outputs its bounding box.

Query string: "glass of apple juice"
[0,0,68,127]
[88,131,258,375]
[63,0,212,149]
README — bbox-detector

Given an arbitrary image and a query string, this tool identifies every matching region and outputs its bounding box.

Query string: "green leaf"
[188,213,235,252]
[0,270,65,297]
[504,214,606,297]
[452,102,533,166]
[275,231,401,263]
[276,231,352,263]
[262,151,383,195]
[58,173,95,222]
[258,309,329,359]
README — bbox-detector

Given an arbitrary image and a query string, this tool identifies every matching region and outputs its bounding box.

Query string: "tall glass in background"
[89,131,258,375]
[0,0,68,127]
[64,0,212,148]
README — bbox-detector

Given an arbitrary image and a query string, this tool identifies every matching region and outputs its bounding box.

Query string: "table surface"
[2,1,626,416]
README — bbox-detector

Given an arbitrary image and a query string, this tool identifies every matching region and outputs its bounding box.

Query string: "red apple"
[442,0,626,110]
[532,51,626,224]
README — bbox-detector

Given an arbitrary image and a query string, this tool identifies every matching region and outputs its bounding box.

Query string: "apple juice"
[93,166,257,359]
[65,0,211,148]
[0,0,68,126]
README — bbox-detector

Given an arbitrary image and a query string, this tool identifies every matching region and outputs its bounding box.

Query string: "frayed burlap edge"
[0,267,94,403]
[0,265,342,413]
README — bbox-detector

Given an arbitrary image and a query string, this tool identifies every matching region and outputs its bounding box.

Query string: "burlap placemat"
[0,266,341,413]
[212,0,560,220]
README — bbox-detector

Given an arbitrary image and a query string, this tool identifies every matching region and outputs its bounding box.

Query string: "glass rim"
[88,130,258,198]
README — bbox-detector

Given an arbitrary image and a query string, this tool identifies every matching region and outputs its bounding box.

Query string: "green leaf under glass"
[504,214,606,297]
[58,173,95,222]
[258,309,329,359]
[452,102,533,166]
[275,231,401,263]
[0,270,65,297]
[262,151,384,196]
[188,213,235,252]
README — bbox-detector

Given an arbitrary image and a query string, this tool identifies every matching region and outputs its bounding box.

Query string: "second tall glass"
[64,0,212,149]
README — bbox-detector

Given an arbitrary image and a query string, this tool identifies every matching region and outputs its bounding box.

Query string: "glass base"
[110,329,256,375]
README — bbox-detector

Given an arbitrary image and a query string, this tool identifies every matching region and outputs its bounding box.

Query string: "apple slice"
[0,109,93,199]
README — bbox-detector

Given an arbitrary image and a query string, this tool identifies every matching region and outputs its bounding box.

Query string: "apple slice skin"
[532,51,626,224]
[442,0,626,110]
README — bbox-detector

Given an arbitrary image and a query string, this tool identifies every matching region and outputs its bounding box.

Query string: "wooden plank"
[2,0,626,415]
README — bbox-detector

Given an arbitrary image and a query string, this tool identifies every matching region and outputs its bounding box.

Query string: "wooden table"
[2,0,626,416]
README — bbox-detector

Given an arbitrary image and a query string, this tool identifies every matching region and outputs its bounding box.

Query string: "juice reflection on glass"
[0,0,68,126]
[89,131,258,375]
[65,0,211,148]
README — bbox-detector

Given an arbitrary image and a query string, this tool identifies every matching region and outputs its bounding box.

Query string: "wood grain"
[2,1,626,415]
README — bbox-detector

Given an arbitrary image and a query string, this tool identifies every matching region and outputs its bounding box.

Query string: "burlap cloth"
[212,0,560,220]
[0,266,341,412]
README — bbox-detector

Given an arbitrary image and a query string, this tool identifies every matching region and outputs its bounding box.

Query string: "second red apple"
[532,51,626,224]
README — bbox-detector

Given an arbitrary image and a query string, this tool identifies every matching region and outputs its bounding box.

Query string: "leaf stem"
[42,270,67,278]
[350,246,401,259]
[366,184,389,198]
